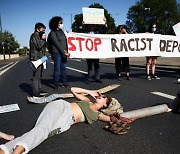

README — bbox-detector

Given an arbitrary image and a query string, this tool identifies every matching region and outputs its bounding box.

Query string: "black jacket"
[47,30,68,56]
[29,32,46,61]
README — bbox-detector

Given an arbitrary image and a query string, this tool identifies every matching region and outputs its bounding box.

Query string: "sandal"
[116,129,128,135]
[104,119,131,135]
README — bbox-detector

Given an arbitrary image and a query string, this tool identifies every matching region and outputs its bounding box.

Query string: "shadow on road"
[19,83,32,95]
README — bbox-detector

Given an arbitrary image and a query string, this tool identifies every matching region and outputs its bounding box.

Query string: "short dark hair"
[34,22,46,32]
[106,96,112,107]
[116,24,127,34]
[100,96,112,110]
[49,16,63,31]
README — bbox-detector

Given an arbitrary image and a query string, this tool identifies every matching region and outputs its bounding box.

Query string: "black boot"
[167,91,180,113]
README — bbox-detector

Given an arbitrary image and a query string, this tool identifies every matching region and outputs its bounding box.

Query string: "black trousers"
[115,57,130,75]
[86,59,100,80]
[32,64,43,95]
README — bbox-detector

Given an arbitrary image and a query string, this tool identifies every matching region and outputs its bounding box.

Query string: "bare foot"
[0,148,5,154]
[0,132,15,141]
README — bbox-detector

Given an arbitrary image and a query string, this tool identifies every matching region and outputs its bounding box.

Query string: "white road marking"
[71,59,176,73]
[151,91,176,100]
[50,61,87,74]
[0,62,14,71]
[100,63,175,73]
[66,67,87,74]
[0,61,19,76]
[51,59,176,78]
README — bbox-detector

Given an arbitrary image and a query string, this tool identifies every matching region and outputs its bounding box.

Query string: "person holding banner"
[81,7,107,83]
[85,24,103,83]
[115,25,131,81]
[146,23,160,80]
[48,16,70,90]
[84,19,108,84]
[29,22,47,97]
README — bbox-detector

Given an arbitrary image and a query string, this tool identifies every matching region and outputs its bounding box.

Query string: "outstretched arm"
[98,112,135,123]
[98,113,111,122]
[71,87,99,102]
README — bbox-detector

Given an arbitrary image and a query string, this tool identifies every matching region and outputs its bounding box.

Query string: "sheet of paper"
[173,22,180,36]
[82,7,105,25]
[0,104,20,113]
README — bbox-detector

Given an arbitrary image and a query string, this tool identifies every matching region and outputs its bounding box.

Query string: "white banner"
[67,32,180,58]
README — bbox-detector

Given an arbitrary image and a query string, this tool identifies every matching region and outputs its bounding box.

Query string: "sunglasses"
[95,92,107,99]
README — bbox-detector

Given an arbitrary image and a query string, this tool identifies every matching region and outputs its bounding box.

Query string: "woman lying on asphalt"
[0,87,134,154]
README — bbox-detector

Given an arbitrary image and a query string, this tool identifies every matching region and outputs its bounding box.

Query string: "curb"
[131,64,180,72]
[99,61,180,72]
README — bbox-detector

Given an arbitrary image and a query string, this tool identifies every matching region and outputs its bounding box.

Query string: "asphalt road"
[0,57,180,154]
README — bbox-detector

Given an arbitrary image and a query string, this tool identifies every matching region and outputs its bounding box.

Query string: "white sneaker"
[146,75,151,80]
[152,75,160,79]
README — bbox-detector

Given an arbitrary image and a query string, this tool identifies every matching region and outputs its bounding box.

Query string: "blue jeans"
[52,52,67,86]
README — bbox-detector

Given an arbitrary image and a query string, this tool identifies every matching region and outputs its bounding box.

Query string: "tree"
[71,13,83,32]
[0,31,20,54]
[126,0,180,35]
[71,3,116,34]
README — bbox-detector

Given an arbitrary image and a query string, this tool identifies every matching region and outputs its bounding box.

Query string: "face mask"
[59,24,63,29]
[39,31,45,38]
[152,27,156,32]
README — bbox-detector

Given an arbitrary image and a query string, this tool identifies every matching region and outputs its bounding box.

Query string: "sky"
[0,0,141,47]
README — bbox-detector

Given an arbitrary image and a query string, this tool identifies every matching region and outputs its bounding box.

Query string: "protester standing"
[83,18,107,84]
[29,22,47,97]
[47,16,70,90]
[115,25,131,81]
[85,24,102,83]
[146,23,160,80]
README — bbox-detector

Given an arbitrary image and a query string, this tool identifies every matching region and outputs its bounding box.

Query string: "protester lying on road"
[0,132,14,141]
[0,87,134,154]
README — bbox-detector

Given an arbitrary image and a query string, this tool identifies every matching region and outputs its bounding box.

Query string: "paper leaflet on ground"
[0,104,20,114]
[27,84,120,104]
